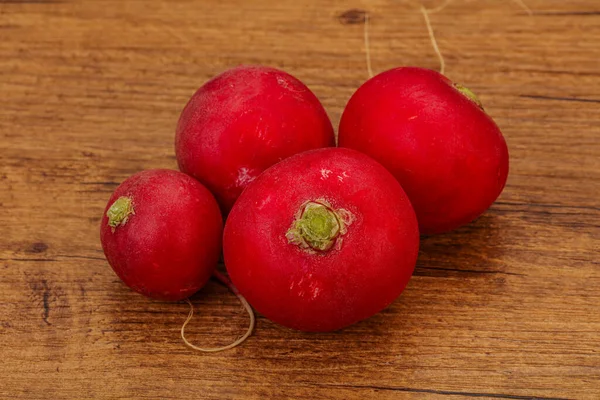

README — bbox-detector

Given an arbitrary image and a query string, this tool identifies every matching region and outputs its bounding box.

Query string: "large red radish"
[175,65,335,213]
[338,67,509,234]
[223,148,419,332]
[100,169,223,302]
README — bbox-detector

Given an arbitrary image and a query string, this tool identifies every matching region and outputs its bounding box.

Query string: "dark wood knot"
[338,9,367,25]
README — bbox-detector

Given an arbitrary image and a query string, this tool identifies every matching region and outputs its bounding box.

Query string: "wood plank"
[1,0,599,398]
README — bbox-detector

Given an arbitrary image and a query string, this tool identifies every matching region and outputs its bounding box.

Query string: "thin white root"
[511,0,533,16]
[364,12,374,78]
[420,5,446,76]
[428,0,453,14]
[181,271,255,353]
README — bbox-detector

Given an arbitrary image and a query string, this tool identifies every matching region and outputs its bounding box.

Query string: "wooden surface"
[1,0,599,399]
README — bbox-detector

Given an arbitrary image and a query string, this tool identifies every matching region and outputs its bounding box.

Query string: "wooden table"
[2,0,599,398]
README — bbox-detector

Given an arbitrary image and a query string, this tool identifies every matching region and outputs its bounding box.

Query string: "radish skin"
[223,148,419,332]
[100,169,223,301]
[176,65,335,213]
[339,67,509,234]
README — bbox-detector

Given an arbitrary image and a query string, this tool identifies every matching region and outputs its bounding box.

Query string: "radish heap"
[175,65,335,214]
[223,148,419,332]
[100,64,510,349]
[339,67,509,234]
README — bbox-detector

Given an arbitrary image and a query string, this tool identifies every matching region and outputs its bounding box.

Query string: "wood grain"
[1,0,599,399]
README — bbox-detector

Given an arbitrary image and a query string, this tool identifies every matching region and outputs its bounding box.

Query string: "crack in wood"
[415,266,525,277]
[56,254,106,261]
[41,279,51,326]
[0,0,64,3]
[1,255,105,263]
[520,94,600,104]
[495,201,600,213]
[535,11,600,16]
[514,68,600,77]
[80,181,120,185]
[318,383,570,399]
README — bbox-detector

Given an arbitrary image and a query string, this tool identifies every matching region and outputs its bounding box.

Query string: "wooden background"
[1,0,599,398]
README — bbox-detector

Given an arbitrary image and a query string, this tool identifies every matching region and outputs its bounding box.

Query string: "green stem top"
[454,83,484,110]
[107,196,134,231]
[286,200,353,252]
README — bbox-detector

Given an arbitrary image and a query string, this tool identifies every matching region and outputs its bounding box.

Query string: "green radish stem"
[106,196,134,231]
[454,83,484,110]
[181,270,255,353]
[286,200,354,252]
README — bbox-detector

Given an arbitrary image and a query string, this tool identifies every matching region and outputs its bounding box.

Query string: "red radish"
[223,148,419,332]
[175,65,335,214]
[100,169,223,301]
[338,67,509,234]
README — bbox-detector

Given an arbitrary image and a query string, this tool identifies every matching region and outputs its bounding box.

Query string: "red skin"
[223,148,419,332]
[100,169,223,301]
[338,67,509,234]
[175,65,335,214]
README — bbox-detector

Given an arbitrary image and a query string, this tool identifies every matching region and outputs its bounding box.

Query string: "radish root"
[428,0,453,14]
[364,12,374,78]
[181,270,255,352]
[511,0,533,15]
[360,0,534,78]
[419,0,532,76]
[420,5,446,75]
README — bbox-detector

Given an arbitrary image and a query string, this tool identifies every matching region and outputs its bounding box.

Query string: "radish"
[100,169,223,301]
[175,65,335,214]
[338,67,509,234]
[223,148,419,332]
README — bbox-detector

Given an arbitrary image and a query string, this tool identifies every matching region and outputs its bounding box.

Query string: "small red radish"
[100,169,223,301]
[176,65,335,214]
[223,148,419,332]
[338,67,509,234]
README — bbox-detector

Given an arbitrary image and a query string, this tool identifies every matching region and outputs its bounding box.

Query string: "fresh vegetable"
[175,65,335,213]
[100,169,223,301]
[338,67,509,234]
[223,148,419,332]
